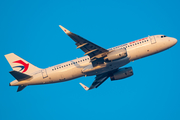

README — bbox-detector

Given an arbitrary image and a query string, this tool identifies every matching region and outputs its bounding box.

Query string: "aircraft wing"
[59,25,109,67]
[79,73,110,91]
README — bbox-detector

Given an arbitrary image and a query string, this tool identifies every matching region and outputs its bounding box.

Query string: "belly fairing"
[82,56,130,76]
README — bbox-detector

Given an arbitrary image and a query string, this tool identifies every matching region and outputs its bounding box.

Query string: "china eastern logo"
[13,60,29,73]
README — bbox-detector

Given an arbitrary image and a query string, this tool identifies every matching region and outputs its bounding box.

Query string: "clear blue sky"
[0,0,180,120]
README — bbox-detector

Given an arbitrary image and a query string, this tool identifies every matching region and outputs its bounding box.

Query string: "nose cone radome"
[173,38,178,45]
[169,38,177,47]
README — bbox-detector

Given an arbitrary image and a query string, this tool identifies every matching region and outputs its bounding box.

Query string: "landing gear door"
[41,69,48,79]
[150,36,156,44]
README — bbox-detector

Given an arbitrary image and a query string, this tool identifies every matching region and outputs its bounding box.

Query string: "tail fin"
[5,53,41,75]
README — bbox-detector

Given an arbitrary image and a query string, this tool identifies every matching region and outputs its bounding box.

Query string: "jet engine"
[110,67,133,81]
[106,48,127,61]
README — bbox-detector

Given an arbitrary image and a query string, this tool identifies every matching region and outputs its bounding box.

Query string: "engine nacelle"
[107,48,127,61]
[110,67,133,81]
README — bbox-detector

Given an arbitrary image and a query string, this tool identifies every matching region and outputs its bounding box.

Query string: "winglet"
[79,83,89,91]
[59,25,71,34]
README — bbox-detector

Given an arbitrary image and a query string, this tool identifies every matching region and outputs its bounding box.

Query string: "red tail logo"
[13,60,29,73]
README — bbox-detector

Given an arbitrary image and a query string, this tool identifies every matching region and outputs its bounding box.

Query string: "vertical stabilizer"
[5,53,41,75]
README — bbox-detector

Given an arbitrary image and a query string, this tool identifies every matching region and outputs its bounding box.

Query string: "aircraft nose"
[172,38,177,45]
[169,38,177,46]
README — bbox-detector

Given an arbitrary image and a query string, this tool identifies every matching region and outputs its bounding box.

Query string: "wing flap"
[89,75,109,90]
[79,73,109,91]
[76,43,88,49]
[84,49,98,55]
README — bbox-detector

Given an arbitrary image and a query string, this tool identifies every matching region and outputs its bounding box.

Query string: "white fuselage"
[10,35,177,86]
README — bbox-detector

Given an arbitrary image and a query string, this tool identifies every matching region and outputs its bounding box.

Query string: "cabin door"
[150,36,156,44]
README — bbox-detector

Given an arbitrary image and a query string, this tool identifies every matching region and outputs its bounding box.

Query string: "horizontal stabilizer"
[79,83,89,91]
[9,70,32,81]
[17,85,26,92]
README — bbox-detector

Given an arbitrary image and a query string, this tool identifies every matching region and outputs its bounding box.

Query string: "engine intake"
[110,67,133,81]
[107,48,127,61]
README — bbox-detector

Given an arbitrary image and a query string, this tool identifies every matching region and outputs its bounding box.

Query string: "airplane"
[5,25,177,92]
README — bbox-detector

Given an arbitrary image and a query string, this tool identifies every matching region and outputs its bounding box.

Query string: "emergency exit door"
[41,69,48,79]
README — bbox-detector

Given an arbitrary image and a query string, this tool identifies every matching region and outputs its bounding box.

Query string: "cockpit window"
[161,35,167,38]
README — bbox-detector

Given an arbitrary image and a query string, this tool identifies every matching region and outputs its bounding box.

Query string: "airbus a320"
[5,25,177,92]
